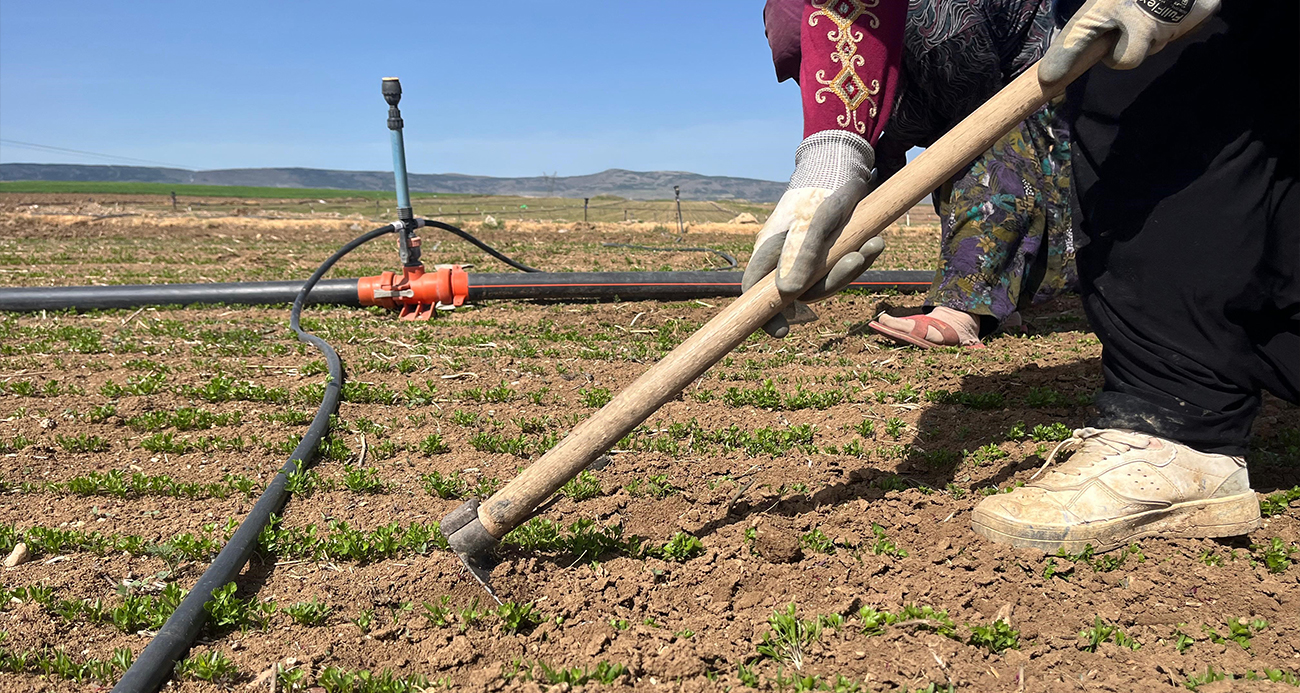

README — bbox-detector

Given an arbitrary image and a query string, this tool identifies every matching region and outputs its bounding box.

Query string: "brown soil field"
[0,195,1297,692]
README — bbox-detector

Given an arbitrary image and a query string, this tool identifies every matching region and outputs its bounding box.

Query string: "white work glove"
[743,130,885,338]
[1039,0,1220,84]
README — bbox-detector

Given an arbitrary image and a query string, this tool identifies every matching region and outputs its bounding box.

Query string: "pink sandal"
[868,314,985,349]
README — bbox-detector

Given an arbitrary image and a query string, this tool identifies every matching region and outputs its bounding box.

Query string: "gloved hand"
[1039,0,1220,84]
[743,130,886,338]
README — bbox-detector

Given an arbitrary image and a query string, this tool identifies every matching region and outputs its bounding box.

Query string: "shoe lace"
[1029,427,1143,481]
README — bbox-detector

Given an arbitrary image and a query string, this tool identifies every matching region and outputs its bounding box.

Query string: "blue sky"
[0,1,806,182]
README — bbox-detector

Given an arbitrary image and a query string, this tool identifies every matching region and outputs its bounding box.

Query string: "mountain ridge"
[0,163,788,202]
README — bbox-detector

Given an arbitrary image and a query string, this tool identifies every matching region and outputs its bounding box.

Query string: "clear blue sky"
[0,1,807,182]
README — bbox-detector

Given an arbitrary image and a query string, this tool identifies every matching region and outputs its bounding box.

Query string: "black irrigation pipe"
[109,224,395,693]
[0,270,932,312]
[0,279,363,311]
[464,269,931,300]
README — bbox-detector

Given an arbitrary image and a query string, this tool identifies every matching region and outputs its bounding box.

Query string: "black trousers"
[1064,1,1299,456]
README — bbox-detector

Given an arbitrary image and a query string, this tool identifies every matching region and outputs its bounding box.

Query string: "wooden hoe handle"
[445,43,1110,553]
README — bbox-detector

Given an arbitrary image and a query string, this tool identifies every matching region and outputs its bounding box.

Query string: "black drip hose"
[110,224,395,693]
[420,219,541,273]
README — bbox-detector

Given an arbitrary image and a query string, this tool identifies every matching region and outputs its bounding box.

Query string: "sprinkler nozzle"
[383,78,404,130]
[382,77,402,106]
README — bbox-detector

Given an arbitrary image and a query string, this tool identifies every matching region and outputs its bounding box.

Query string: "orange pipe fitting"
[356,264,467,320]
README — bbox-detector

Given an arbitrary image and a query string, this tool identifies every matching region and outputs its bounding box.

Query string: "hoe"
[438,40,1112,588]
[12,39,1107,693]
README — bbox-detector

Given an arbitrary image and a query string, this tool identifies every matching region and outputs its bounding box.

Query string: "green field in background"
[0,180,466,199]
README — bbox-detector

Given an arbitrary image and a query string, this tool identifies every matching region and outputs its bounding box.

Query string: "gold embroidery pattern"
[810,0,882,135]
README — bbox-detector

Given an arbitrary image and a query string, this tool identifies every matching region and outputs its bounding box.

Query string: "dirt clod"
[754,523,802,563]
[3,542,31,567]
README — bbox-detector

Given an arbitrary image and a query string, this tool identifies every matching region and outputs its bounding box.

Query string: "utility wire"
[0,138,193,170]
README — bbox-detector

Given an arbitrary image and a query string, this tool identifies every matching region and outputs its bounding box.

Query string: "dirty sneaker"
[971,428,1261,553]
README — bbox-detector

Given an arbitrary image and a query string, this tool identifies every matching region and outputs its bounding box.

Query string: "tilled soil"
[1,202,1298,692]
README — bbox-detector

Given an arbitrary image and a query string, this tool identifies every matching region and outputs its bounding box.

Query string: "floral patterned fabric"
[764,0,1078,326]
[926,101,1077,326]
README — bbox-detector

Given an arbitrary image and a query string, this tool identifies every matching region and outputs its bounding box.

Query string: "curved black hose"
[420,219,541,273]
[600,243,739,270]
[110,224,395,693]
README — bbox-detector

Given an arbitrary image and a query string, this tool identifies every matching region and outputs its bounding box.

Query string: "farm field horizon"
[0,183,782,227]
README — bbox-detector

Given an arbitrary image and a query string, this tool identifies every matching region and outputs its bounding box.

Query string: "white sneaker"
[971,428,1261,553]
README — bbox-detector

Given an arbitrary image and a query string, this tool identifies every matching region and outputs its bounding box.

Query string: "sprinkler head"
[383,78,404,131]
[382,77,402,106]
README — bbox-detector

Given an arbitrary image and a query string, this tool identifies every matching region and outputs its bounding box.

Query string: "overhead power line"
[0,139,193,170]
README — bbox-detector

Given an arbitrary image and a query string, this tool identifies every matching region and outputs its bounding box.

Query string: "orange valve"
[357,264,468,320]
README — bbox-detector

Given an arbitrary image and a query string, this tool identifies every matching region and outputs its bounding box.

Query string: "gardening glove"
[1039,0,1220,84]
[743,130,885,338]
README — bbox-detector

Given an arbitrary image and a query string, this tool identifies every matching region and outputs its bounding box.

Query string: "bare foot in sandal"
[869,306,983,348]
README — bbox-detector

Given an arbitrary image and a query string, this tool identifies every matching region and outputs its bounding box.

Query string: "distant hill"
[0,163,788,202]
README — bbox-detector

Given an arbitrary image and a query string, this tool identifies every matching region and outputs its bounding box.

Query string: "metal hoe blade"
[441,498,505,603]
[455,550,502,605]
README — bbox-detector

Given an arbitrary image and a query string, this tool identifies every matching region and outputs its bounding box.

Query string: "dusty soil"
[0,196,1297,692]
